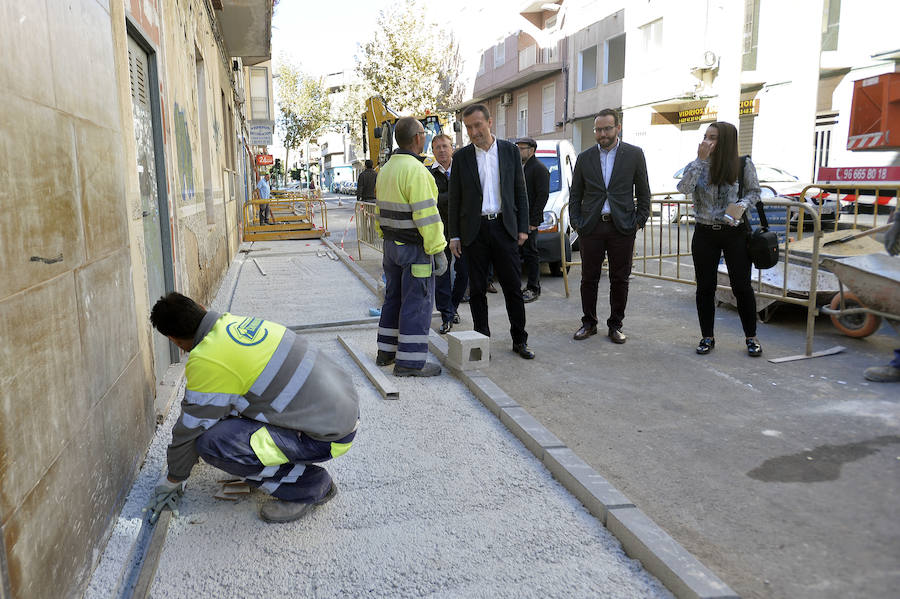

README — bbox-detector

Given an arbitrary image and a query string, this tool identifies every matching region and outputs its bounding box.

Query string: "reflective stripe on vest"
[331,441,352,458]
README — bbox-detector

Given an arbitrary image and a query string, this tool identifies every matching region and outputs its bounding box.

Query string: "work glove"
[143,474,185,524]
[433,251,448,277]
[885,210,900,256]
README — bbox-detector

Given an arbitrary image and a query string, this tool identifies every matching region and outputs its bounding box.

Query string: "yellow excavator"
[361,96,455,170]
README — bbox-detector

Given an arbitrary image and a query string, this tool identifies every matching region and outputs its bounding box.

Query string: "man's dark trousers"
[466,216,527,345]
[579,219,635,331]
[378,241,434,369]
[435,249,468,324]
[520,229,541,293]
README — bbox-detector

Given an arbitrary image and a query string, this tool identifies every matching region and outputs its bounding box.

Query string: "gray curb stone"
[608,507,740,599]
[499,406,567,459]
[542,447,634,524]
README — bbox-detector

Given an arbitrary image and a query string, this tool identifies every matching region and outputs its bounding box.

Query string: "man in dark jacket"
[356,160,377,202]
[516,137,550,302]
[431,134,468,333]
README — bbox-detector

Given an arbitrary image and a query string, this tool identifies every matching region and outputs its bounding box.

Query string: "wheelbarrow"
[819,254,900,338]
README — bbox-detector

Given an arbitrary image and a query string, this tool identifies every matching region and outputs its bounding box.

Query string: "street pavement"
[322,194,900,599]
[86,232,673,598]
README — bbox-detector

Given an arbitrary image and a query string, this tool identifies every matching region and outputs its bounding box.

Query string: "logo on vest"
[226,317,269,346]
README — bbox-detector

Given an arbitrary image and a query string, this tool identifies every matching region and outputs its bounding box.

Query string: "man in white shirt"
[256,172,272,225]
[448,104,534,359]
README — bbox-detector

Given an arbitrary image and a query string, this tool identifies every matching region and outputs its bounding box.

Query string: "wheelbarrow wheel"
[828,291,882,338]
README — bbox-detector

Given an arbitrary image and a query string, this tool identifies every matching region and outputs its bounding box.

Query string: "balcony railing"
[518,43,560,70]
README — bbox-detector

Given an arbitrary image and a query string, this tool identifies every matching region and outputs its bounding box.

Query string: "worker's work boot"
[393,362,441,377]
[863,365,900,383]
[259,482,338,523]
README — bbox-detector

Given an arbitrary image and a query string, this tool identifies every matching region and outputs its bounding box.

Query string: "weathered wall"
[0,1,154,598]
[160,0,240,306]
[0,0,247,597]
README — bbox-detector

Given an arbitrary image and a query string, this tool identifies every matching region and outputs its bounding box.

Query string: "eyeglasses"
[593,126,617,133]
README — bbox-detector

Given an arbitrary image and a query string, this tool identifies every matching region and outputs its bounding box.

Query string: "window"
[821,0,841,51]
[249,66,270,120]
[542,44,558,63]
[494,42,505,68]
[742,0,760,70]
[537,156,561,193]
[639,19,663,62]
[542,83,555,133]
[519,45,536,70]
[496,102,506,138]
[578,45,597,92]
[477,53,486,76]
[517,93,528,137]
[545,15,557,30]
[604,34,626,83]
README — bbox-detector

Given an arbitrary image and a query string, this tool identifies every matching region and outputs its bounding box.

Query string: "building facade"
[459,0,899,190]
[0,1,271,598]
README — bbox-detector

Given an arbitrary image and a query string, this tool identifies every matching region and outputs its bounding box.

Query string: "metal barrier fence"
[355,201,383,258]
[560,193,834,357]
[242,197,328,241]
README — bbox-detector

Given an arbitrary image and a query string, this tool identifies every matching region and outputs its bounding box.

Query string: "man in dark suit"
[449,104,534,359]
[516,137,550,303]
[569,109,651,344]
[356,159,377,201]
[431,134,468,334]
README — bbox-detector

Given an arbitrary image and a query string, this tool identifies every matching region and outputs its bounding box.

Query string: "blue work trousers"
[195,417,356,503]
[377,241,435,369]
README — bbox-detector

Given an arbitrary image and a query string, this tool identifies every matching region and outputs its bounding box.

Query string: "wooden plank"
[337,335,399,400]
[768,345,845,363]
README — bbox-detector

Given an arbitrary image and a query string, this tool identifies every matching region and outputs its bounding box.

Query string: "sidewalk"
[86,240,685,598]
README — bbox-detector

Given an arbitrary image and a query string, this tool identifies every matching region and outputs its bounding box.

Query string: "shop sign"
[255,154,274,166]
[248,120,274,146]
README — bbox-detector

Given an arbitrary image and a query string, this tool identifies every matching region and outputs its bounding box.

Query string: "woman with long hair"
[677,121,763,356]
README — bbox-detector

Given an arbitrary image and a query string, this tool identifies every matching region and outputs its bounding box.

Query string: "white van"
[534,139,578,275]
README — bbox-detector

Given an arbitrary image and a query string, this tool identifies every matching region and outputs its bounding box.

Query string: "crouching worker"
[145,292,360,524]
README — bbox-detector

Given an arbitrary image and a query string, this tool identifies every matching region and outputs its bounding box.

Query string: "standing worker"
[374,117,448,377]
[569,109,651,344]
[357,159,378,202]
[257,172,272,225]
[431,134,468,334]
[145,293,360,524]
[448,104,534,359]
[516,137,550,303]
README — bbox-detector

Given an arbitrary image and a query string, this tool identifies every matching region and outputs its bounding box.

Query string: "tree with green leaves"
[354,0,464,115]
[275,59,332,182]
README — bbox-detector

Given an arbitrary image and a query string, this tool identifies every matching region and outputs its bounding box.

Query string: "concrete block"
[499,406,566,461]
[543,447,634,524]
[607,507,740,599]
[464,374,519,416]
[446,330,490,371]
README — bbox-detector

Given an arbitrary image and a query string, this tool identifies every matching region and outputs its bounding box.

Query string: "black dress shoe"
[522,289,540,303]
[452,313,460,324]
[746,337,762,357]
[573,325,598,340]
[512,343,535,359]
[487,282,498,293]
[608,328,627,344]
[375,350,395,366]
[696,337,715,354]
[439,321,453,334]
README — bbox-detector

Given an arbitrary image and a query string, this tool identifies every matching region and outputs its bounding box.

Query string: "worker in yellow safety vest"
[374,116,448,377]
[145,292,359,524]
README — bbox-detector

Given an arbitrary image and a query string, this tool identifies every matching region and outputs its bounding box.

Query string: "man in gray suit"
[569,109,651,344]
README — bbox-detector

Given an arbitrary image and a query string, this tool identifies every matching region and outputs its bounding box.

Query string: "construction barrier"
[560,193,836,357]
[355,201,383,258]
[242,196,328,241]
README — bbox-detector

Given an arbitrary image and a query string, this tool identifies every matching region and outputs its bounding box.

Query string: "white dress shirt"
[597,140,618,214]
[475,139,501,215]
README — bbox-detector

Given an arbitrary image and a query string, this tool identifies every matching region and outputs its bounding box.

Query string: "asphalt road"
[323,193,900,599]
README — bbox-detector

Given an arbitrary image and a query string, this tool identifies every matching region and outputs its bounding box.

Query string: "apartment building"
[0,2,271,598]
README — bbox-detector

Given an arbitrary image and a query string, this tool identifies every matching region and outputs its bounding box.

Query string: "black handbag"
[746,203,779,269]
[738,156,779,269]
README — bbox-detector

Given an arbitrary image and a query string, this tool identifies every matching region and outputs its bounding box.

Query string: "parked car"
[534,139,578,276]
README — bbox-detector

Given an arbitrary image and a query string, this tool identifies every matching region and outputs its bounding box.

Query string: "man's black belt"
[482,213,500,220]
[600,213,612,222]
[696,222,728,230]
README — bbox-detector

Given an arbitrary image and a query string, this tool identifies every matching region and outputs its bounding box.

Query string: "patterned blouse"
[676,158,761,226]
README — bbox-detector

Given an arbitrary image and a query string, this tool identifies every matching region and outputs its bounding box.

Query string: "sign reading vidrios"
[651,99,760,126]
[255,154,274,166]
